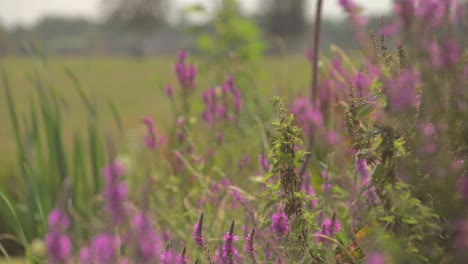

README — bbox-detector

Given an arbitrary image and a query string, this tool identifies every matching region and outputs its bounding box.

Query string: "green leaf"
[393,138,406,156]
[356,103,373,120]
[380,215,395,223]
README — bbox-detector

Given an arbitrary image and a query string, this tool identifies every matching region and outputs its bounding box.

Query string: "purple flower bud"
[101,160,126,182]
[193,213,205,247]
[271,212,289,237]
[353,72,372,98]
[80,246,91,264]
[315,214,341,243]
[45,232,72,264]
[221,221,239,263]
[165,84,174,98]
[326,131,339,146]
[339,0,358,13]
[385,68,420,112]
[48,208,70,230]
[177,49,187,63]
[258,154,269,172]
[132,212,162,262]
[89,234,121,264]
[365,251,387,264]
[244,228,256,258]
[357,159,370,184]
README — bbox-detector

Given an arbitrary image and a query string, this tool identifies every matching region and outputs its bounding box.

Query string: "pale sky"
[0,0,392,27]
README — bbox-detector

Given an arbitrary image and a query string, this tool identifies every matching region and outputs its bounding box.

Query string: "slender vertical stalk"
[299,0,323,178]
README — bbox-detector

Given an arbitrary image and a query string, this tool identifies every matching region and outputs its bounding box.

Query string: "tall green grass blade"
[109,101,124,136]
[0,242,10,260]
[0,192,27,247]
[72,133,88,212]
[64,68,94,115]
[89,124,103,194]
[2,71,36,239]
[2,71,25,166]
[21,164,46,236]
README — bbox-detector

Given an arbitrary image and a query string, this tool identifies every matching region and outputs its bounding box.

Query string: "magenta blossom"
[217,221,239,264]
[45,208,72,264]
[174,49,197,90]
[81,233,121,264]
[132,212,163,263]
[290,97,323,137]
[365,251,387,264]
[102,160,128,224]
[193,213,205,247]
[316,214,341,243]
[385,68,420,112]
[271,212,289,237]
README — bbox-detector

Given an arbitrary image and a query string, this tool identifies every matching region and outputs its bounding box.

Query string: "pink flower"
[271,212,289,237]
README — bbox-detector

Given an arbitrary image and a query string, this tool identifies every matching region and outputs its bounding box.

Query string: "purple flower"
[357,159,370,184]
[165,84,174,98]
[290,97,323,136]
[321,170,332,192]
[338,0,358,13]
[102,159,128,225]
[323,218,341,235]
[238,155,250,171]
[442,39,461,67]
[174,50,197,90]
[87,233,121,264]
[271,212,289,237]
[326,131,339,146]
[45,232,72,264]
[142,116,164,149]
[80,246,91,264]
[103,182,128,224]
[101,160,126,182]
[132,212,162,263]
[48,208,70,230]
[45,208,72,264]
[451,159,465,172]
[177,49,187,62]
[258,153,269,172]
[193,213,205,247]
[219,221,239,264]
[160,249,188,264]
[353,72,373,99]
[385,68,420,112]
[426,39,461,69]
[415,0,446,29]
[229,188,248,209]
[202,76,243,126]
[315,214,341,243]
[380,22,399,37]
[365,251,387,264]
[244,229,256,254]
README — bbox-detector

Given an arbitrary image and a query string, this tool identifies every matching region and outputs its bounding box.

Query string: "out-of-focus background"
[0,0,394,185]
[0,0,391,56]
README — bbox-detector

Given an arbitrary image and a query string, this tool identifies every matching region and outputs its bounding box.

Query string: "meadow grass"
[0,55,309,186]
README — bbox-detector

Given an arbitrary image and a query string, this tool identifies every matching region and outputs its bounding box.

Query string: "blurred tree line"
[0,0,435,57]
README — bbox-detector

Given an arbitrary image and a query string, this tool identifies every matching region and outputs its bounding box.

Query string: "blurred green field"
[0,258,26,263]
[0,55,310,186]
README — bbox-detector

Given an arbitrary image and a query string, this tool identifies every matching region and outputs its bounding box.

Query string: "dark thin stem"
[310,0,323,104]
[300,0,323,178]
